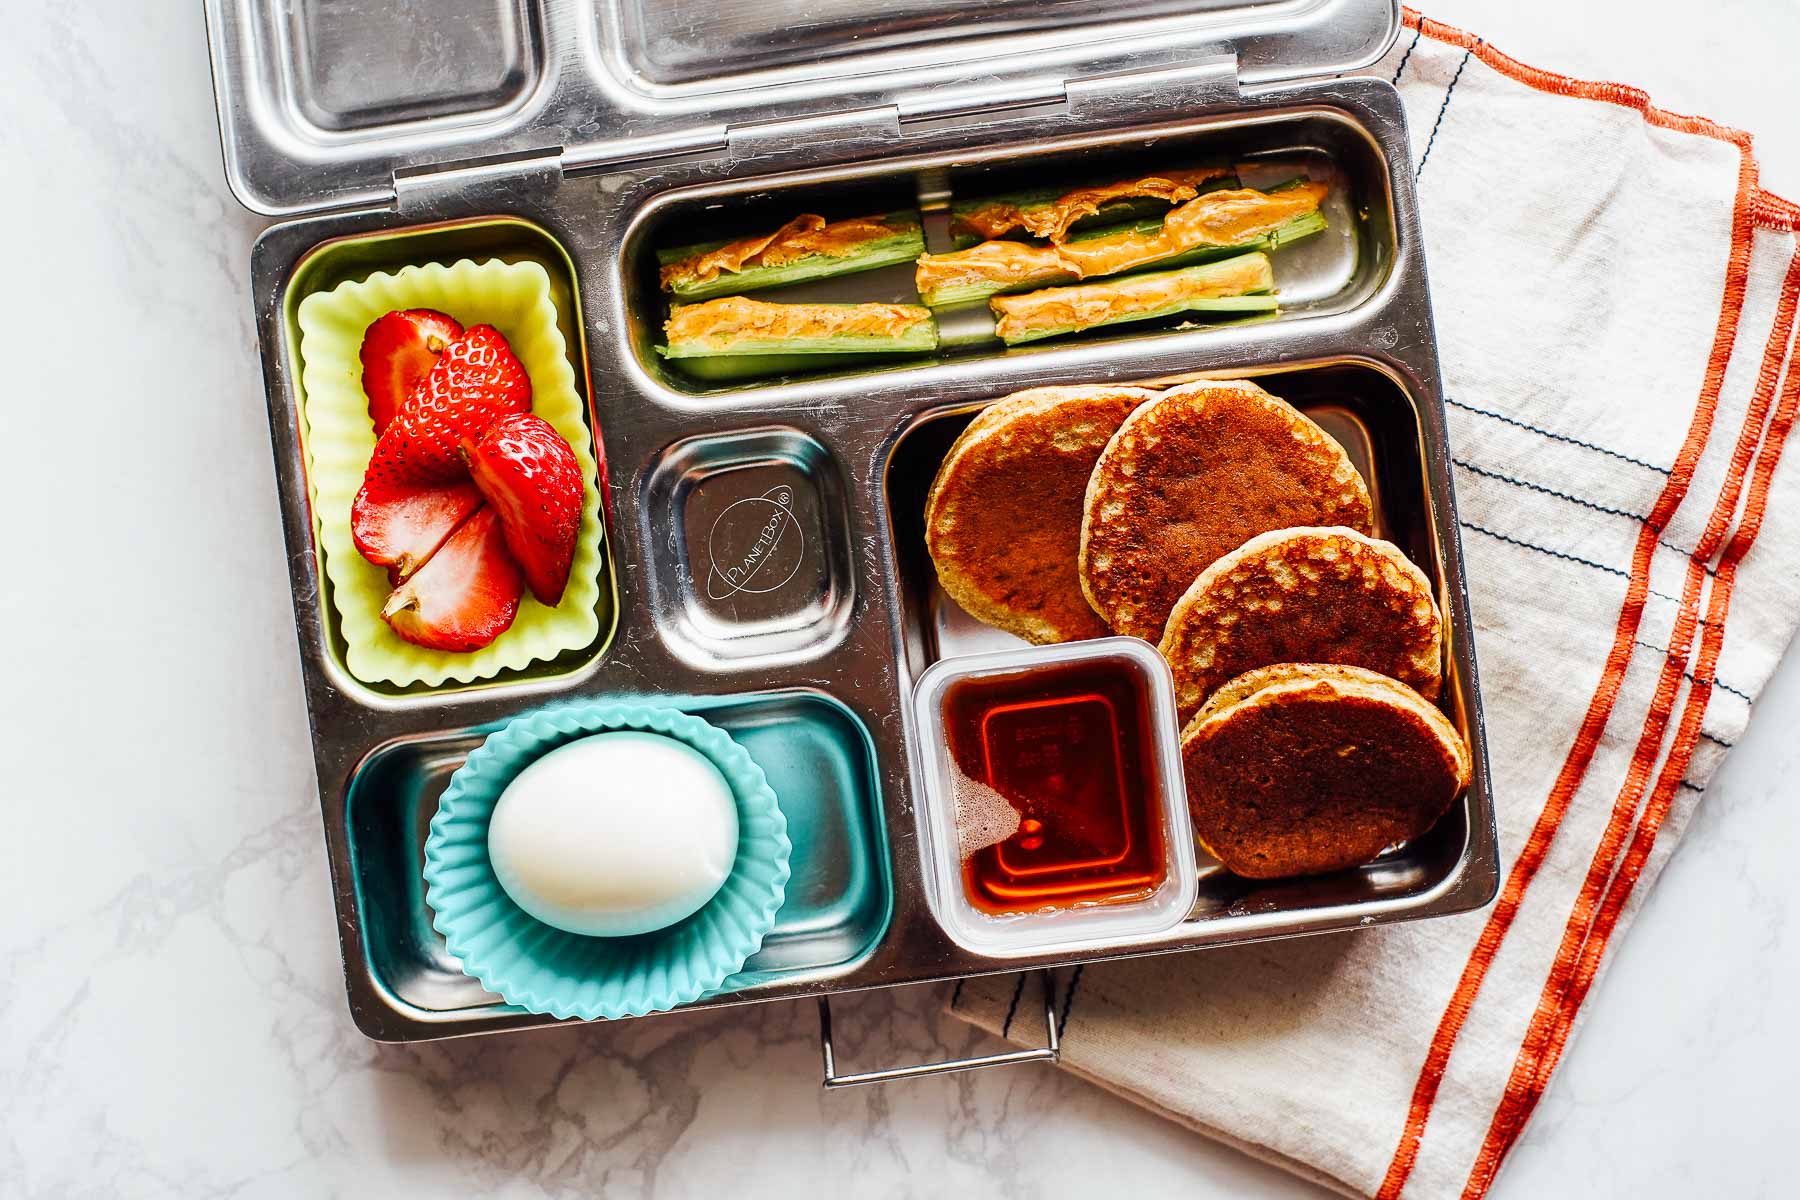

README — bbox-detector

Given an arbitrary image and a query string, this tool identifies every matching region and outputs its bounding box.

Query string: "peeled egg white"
[487,731,739,937]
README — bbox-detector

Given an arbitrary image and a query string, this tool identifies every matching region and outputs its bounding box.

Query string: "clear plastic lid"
[911,637,1198,958]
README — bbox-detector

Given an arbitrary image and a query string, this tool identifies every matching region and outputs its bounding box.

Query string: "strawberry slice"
[380,507,523,652]
[350,478,483,580]
[461,414,585,606]
[365,325,532,486]
[359,309,464,434]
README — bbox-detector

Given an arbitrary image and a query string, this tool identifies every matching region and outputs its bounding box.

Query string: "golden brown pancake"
[1078,379,1374,641]
[926,385,1156,643]
[1159,526,1442,718]
[1181,664,1471,879]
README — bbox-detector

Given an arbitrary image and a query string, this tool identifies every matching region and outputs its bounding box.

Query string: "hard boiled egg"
[488,731,739,937]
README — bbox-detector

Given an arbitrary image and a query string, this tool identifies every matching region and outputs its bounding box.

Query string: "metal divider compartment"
[884,360,1482,924]
[278,217,621,703]
[344,690,892,1038]
[641,428,858,668]
[618,107,1394,396]
[286,0,542,133]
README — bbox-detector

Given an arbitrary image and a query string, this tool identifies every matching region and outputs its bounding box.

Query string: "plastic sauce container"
[912,638,1198,957]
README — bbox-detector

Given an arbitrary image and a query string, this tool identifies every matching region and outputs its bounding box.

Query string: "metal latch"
[392,147,566,217]
[817,970,1062,1088]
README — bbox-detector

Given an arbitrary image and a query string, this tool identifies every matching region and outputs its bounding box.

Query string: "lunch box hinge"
[890,52,1240,133]
[1064,52,1241,122]
[894,77,1071,126]
[392,147,566,217]
[725,106,903,164]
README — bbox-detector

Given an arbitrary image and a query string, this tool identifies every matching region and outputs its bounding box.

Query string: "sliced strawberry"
[365,325,532,486]
[380,507,523,652]
[461,414,585,606]
[359,309,463,434]
[350,478,483,580]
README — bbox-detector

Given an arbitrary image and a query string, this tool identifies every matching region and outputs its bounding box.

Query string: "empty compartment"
[619,108,1393,396]
[344,690,892,1023]
[641,429,856,666]
[280,217,621,702]
[286,0,541,133]
[882,359,1476,919]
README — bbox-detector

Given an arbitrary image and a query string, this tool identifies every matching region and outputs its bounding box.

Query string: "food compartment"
[620,108,1394,395]
[345,690,892,1030]
[285,0,541,133]
[279,217,620,700]
[883,360,1479,918]
[641,429,856,666]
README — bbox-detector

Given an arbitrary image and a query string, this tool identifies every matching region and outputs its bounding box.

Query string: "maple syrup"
[943,657,1168,915]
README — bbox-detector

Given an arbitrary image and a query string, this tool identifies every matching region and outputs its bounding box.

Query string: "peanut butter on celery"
[664,296,934,351]
[922,182,1327,301]
[1057,183,1329,278]
[914,240,1067,299]
[990,253,1274,342]
[660,214,907,290]
[956,165,1236,242]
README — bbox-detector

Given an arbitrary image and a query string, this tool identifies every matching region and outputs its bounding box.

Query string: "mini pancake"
[1181,663,1471,879]
[1078,379,1373,642]
[926,385,1156,643]
[1159,526,1442,718]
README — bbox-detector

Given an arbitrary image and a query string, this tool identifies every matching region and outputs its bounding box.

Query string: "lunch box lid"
[204,0,1399,218]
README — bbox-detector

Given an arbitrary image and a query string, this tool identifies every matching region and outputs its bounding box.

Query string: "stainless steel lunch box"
[205,0,1497,1082]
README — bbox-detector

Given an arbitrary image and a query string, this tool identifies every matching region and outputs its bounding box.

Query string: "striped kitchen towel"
[950,11,1800,1199]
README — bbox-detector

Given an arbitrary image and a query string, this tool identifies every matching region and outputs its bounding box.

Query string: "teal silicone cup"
[423,702,791,1020]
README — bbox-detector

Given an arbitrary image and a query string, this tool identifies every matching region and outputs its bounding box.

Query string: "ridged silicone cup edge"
[421,701,792,1020]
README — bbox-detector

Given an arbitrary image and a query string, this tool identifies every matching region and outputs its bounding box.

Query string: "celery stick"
[991,254,1277,346]
[657,297,939,362]
[948,165,1238,247]
[659,216,926,301]
[999,295,1279,345]
[662,351,928,383]
[658,326,939,358]
[920,208,1326,308]
[920,260,1073,310]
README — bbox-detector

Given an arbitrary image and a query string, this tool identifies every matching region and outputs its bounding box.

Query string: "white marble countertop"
[3,2,1795,1196]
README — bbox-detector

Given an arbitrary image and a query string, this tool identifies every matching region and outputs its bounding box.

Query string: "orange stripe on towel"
[1376,12,1762,1198]
[1461,245,1800,1199]
[1404,11,1754,149]
[1752,189,1800,232]
[1499,309,1800,1158]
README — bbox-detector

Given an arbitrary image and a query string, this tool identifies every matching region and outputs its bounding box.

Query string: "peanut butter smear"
[665,296,933,350]
[956,165,1236,243]
[661,214,905,290]
[990,252,1273,341]
[915,240,1067,297]
[1058,182,1327,277]
[920,182,1327,297]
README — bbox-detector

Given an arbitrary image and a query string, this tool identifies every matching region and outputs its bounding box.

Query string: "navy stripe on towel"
[1417,44,1476,178]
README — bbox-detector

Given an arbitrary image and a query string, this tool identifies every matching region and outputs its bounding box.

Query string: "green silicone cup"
[295,258,605,688]
[423,702,791,1021]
